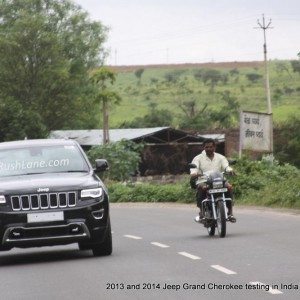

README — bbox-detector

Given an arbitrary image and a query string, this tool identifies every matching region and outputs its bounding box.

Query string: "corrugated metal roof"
[49,127,170,146]
[197,133,225,142]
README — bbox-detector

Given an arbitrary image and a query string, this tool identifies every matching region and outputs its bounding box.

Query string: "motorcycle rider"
[190,138,236,223]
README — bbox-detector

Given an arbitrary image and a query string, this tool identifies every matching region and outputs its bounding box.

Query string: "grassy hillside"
[106,61,300,128]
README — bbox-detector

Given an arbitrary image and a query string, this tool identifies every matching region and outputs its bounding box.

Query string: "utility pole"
[166,48,169,64]
[255,14,273,154]
[255,14,273,114]
[103,101,109,144]
[114,49,117,66]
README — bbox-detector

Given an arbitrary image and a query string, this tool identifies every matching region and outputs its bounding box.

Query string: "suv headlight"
[81,188,103,200]
[0,195,6,204]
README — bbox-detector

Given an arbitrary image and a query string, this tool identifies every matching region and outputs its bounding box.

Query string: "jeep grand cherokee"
[0,139,112,256]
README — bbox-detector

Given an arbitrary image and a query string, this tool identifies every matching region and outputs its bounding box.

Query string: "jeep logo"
[37,188,50,193]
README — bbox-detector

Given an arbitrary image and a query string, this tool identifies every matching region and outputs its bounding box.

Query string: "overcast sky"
[74,0,300,66]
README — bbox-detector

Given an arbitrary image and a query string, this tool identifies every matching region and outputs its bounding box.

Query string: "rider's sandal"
[227,215,237,223]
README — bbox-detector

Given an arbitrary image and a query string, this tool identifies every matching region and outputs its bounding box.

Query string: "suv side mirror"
[95,159,109,172]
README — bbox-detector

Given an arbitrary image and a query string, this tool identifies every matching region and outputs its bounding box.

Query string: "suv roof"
[0,139,77,150]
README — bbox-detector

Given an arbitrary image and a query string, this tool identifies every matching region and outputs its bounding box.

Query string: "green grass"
[106,61,300,128]
[273,105,300,123]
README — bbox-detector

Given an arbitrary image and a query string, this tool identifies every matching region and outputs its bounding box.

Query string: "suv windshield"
[0,144,90,177]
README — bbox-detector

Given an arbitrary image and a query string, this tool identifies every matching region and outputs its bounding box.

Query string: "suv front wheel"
[92,218,112,256]
[78,218,112,256]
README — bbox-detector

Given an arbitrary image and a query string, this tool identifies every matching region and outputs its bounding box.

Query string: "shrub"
[87,140,143,181]
[246,73,262,83]
[107,157,300,209]
[108,180,195,203]
[231,157,300,207]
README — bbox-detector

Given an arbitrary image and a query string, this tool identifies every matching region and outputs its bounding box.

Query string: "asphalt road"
[0,203,299,300]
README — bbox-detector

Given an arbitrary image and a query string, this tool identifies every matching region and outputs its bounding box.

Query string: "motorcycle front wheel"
[216,201,226,238]
[207,225,215,236]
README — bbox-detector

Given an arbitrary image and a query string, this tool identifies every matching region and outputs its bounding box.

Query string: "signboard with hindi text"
[239,111,273,153]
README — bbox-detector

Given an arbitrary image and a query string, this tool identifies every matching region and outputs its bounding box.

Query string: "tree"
[193,69,204,81]
[178,100,198,118]
[291,60,300,74]
[179,91,239,130]
[179,107,212,130]
[90,67,121,143]
[120,102,173,128]
[134,68,144,84]
[246,73,263,83]
[0,97,47,141]
[0,0,107,141]
[210,91,240,128]
[275,61,292,77]
[201,69,224,93]
[164,70,185,83]
[229,68,239,76]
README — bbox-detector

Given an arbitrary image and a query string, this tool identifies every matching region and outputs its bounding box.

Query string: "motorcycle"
[189,163,236,238]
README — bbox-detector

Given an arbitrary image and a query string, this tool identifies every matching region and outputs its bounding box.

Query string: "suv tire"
[92,218,112,256]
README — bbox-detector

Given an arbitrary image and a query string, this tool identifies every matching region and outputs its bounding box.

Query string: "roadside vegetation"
[106,157,300,209]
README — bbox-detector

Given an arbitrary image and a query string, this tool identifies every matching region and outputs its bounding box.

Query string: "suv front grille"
[10,192,77,211]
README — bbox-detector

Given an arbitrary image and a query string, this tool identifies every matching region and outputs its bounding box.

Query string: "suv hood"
[0,172,100,194]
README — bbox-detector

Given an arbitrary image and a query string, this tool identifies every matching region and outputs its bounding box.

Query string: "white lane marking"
[249,282,283,295]
[211,265,237,275]
[151,242,170,248]
[123,235,142,240]
[178,252,201,260]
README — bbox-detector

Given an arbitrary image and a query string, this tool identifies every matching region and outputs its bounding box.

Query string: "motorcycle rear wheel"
[216,201,226,238]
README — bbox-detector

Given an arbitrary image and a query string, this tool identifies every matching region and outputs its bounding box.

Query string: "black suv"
[0,139,112,256]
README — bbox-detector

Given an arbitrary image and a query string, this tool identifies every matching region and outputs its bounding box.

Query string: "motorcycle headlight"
[0,195,6,204]
[81,188,103,200]
[212,181,223,189]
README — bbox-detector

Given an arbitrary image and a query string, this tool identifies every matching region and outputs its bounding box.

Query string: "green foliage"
[274,115,300,168]
[230,157,300,208]
[87,140,143,181]
[210,90,240,128]
[229,68,239,76]
[134,68,145,81]
[107,159,300,209]
[179,90,239,130]
[0,0,107,141]
[108,180,195,203]
[275,61,291,76]
[0,97,47,140]
[246,73,263,83]
[291,60,300,74]
[120,103,173,128]
[90,67,116,89]
[90,67,122,119]
[164,70,186,83]
[196,69,227,93]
